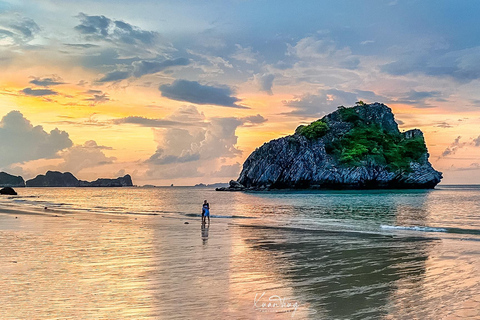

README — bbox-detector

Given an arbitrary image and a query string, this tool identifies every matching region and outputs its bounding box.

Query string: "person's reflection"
[201,224,209,244]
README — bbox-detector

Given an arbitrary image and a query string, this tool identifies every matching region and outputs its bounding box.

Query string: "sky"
[1,0,480,185]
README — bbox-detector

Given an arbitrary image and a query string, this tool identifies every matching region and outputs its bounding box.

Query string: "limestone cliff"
[0,172,25,187]
[79,175,133,187]
[26,171,79,187]
[227,103,442,190]
[26,171,133,187]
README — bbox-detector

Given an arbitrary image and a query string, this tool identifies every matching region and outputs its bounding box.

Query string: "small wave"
[236,224,436,241]
[11,199,68,208]
[7,195,39,199]
[213,215,254,219]
[381,225,480,235]
[381,225,448,233]
[183,213,253,219]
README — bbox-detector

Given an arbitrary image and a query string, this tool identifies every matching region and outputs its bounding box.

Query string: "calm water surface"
[0,186,479,319]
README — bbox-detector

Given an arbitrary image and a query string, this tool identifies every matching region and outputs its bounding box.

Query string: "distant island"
[194,182,229,188]
[0,172,25,187]
[0,171,133,187]
[218,102,442,191]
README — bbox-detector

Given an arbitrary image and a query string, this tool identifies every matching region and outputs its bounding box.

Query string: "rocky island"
[25,171,133,187]
[0,172,26,187]
[218,102,442,191]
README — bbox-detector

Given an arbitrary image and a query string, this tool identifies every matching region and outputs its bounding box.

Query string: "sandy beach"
[0,206,310,320]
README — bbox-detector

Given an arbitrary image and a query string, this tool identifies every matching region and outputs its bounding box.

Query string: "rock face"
[79,175,133,187]
[26,171,133,187]
[231,103,442,190]
[26,171,80,187]
[215,180,245,191]
[0,172,25,187]
[0,187,17,195]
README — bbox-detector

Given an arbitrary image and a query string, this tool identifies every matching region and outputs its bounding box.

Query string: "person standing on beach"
[202,200,210,224]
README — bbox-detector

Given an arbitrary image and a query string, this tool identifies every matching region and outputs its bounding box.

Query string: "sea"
[0,185,479,319]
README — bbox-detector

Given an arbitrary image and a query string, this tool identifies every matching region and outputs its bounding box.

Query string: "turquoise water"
[1,186,479,319]
[4,186,480,238]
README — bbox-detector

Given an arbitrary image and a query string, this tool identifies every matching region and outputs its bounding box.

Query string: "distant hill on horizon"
[0,170,133,187]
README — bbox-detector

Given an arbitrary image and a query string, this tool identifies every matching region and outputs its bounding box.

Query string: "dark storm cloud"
[64,43,99,49]
[440,136,465,158]
[159,80,247,108]
[404,90,442,100]
[96,70,130,82]
[112,19,155,45]
[472,135,480,147]
[75,13,156,45]
[439,135,480,159]
[435,122,453,128]
[94,57,190,82]
[241,114,267,125]
[132,58,190,77]
[29,76,65,87]
[21,87,58,96]
[395,90,443,108]
[74,14,110,36]
[81,48,133,69]
[112,116,185,128]
[146,149,200,165]
[381,47,480,82]
[84,91,109,104]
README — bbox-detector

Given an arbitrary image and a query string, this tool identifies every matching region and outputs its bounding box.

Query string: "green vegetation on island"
[295,120,329,140]
[329,125,427,170]
[298,105,428,170]
[338,105,361,123]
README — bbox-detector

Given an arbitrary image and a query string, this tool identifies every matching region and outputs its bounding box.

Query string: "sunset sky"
[1,0,480,185]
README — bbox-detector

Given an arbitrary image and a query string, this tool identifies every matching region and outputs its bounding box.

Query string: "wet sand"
[0,208,307,319]
[1,202,479,319]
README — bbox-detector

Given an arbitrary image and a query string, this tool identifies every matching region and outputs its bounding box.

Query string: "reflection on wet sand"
[0,213,155,319]
[152,218,313,319]
[388,237,480,319]
[236,224,434,319]
[152,219,235,319]
[201,224,209,244]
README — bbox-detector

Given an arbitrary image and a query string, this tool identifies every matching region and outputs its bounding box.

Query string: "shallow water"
[0,186,479,319]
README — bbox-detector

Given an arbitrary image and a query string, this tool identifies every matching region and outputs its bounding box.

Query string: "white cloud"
[144,106,266,180]
[0,110,72,168]
[57,140,115,174]
[187,49,233,75]
[0,13,39,46]
[211,163,241,177]
[287,36,359,69]
[231,44,259,64]
[282,89,385,118]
